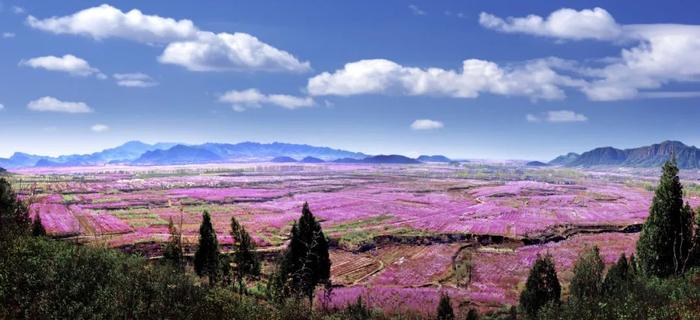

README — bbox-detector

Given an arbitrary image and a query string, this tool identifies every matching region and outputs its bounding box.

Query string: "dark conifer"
[194,211,220,285]
[519,253,560,319]
[436,293,455,320]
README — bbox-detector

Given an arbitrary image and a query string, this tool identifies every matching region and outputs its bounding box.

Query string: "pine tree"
[636,158,693,277]
[31,213,46,237]
[272,202,331,304]
[194,211,220,285]
[0,178,30,239]
[465,308,479,320]
[569,246,605,303]
[519,253,560,319]
[602,253,633,298]
[163,217,183,269]
[687,207,700,268]
[231,216,260,294]
[436,293,455,320]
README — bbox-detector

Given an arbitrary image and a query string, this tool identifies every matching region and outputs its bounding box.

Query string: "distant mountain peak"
[551,140,700,169]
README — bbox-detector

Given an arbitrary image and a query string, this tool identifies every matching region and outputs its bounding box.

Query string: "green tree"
[519,253,561,319]
[570,246,605,301]
[686,207,700,269]
[230,216,260,295]
[636,158,693,277]
[0,178,30,239]
[465,308,479,320]
[194,211,220,285]
[436,293,455,320]
[31,214,46,237]
[163,217,183,270]
[271,202,331,305]
[602,253,634,298]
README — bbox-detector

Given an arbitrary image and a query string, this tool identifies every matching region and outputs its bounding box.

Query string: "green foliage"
[271,202,331,304]
[31,213,46,237]
[519,254,560,320]
[0,236,203,319]
[436,293,454,320]
[636,158,694,277]
[194,210,220,285]
[465,308,479,320]
[567,246,604,316]
[602,253,634,299]
[162,216,184,269]
[231,216,261,294]
[0,178,31,239]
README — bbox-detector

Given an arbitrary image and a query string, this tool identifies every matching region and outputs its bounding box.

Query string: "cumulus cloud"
[27,96,92,113]
[218,89,314,111]
[91,124,109,132]
[2,32,15,38]
[481,8,700,101]
[113,73,158,87]
[27,4,310,73]
[19,54,103,78]
[12,6,25,15]
[408,5,426,16]
[411,119,444,130]
[307,58,583,100]
[479,8,622,41]
[527,110,588,123]
[0,103,4,111]
[159,32,311,72]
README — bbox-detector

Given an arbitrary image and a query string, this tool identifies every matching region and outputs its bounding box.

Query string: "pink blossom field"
[10,163,700,315]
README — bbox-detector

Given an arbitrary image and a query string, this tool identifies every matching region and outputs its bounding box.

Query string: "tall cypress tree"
[194,211,220,285]
[436,293,455,320]
[519,253,560,319]
[568,246,605,316]
[231,216,260,294]
[0,178,30,239]
[163,217,183,270]
[31,213,47,237]
[636,158,693,277]
[272,202,331,304]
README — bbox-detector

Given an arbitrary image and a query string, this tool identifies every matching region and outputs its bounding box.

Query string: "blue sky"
[1,1,700,160]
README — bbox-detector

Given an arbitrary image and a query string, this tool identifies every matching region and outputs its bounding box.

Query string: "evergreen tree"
[569,246,605,303]
[31,214,46,237]
[636,158,693,277]
[194,211,220,285]
[465,308,479,320]
[0,178,30,239]
[230,216,260,294]
[272,202,331,304]
[687,207,700,268]
[436,293,455,320]
[519,253,560,319]
[602,253,633,298]
[163,217,183,269]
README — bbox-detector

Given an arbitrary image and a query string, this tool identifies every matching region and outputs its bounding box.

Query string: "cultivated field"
[9,162,700,315]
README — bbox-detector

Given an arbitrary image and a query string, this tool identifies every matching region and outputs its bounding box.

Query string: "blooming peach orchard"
[11,163,700,315]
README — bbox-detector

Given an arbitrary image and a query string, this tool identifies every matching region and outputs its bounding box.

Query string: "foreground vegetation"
[2,159,700,319]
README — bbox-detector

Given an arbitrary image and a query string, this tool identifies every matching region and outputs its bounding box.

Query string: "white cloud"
[307,58,583,100]
[408,5,426,16]
[527,110,587,123]
[27,4,310,73]
[19,54,103,77]
[0,103,4,111]
[2,32,15,38]
[113,73,158,87]
[481,8,700,101]
[159,32,311,72]
[12,6,25,15]
[91,124,109,132]
[218,89,314,111]
[27,96,92,113]
[26,4,197,43]
[479,8,622,41]
[411,119,444,130]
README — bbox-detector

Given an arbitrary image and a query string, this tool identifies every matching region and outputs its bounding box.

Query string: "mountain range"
[550,140,700,169]
[1,141,445,168]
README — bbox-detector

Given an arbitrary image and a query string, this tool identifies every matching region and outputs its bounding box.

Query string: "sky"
[1,0,700,160]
